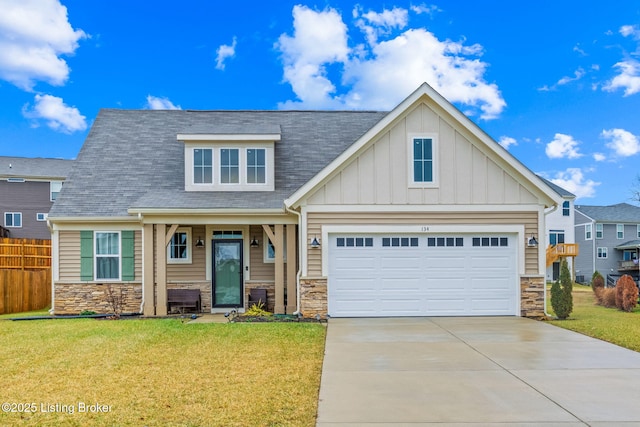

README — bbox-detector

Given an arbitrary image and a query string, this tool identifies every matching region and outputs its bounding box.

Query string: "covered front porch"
[138,214,299,317]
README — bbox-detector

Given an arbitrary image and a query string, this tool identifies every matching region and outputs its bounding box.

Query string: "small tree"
[551,258,573,319]
[615,275,639,312]
[591,271,604,292]
[105,284,126,319]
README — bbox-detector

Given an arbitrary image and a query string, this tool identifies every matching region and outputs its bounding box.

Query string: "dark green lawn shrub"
[551,258,573,319]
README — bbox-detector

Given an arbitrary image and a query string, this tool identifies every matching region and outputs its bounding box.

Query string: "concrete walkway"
[316,317,640,426]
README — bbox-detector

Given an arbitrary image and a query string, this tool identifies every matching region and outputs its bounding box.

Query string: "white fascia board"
[48,216,138,224]
[285,82,561,209]
[177,134,281,142]
[304,204,545,213]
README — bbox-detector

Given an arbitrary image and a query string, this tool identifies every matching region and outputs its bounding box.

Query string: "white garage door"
[328,234,518,317]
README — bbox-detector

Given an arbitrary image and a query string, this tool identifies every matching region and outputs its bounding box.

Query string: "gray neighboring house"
[0,156,73,239]
[574,203,640,284]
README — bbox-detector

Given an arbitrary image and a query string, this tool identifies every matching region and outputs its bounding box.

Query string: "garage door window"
[472,237,509,247]
[382,237,419,247]
[336,237,373,247]
[427,237,463,247]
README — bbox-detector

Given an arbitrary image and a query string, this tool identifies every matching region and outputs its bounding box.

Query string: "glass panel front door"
[213,240,243,307]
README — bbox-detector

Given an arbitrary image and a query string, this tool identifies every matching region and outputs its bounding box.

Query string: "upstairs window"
[413,138,433,183]
[4,212,22,228]
[220,149,240,184]
[50,181,63,201]
[617,224,624,239]
[193,149,213,184]
[562,201,570,216]
[596,223,603,239]
[585,224,592,240]
[247,148,266,184]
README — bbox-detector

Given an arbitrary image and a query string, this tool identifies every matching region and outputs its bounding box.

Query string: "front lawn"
[0,317,326,426]
[547,285,640,352]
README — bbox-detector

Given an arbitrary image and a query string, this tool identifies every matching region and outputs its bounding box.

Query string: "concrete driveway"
[316,317,640,426]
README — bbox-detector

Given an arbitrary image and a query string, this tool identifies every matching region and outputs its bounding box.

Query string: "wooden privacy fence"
[0,269,52,314]
[0,238,51,269]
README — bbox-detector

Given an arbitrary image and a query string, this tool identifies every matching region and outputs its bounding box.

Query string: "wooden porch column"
[142,223,155,316]
[286,224,297,314]
[263,224,285,314]
[155,224,168,316]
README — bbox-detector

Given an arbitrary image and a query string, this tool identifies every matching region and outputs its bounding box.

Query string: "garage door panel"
[328,233,517,317]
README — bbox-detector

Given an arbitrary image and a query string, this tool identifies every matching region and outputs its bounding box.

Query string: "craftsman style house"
[1,156,72,239]
[574,203,640,285]
[48,83,563,318]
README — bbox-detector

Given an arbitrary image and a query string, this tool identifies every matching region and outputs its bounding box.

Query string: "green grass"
[547,284,640,352]
[0,317,326,426]
[0,307,51,319]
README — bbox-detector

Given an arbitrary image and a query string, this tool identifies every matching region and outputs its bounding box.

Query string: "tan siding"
[307,211,539,276]
[167,225,206,281]
[249,224,275,281]
[304,101,547,207]
[59,230,80,281]
[134,230,142,280]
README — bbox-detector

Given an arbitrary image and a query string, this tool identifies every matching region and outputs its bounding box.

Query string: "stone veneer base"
[54,282,142,315]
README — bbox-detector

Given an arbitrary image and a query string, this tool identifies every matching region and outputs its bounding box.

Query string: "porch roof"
[616,240,640,250]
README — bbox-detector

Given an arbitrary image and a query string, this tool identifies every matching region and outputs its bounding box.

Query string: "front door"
[213,239,243,308]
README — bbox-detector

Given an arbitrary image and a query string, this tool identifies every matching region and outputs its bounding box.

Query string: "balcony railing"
[546,243,579,267]
[618,259,640,271]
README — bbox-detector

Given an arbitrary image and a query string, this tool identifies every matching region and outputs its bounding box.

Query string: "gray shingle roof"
[574,203,640,222]
[537,176,575,198]
[0,156,73,179]
[48,109,387,218]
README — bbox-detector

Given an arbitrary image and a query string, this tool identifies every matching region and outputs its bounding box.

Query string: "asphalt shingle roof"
[48,109,387,218]
[574,203,640,223]
[537,176,575,198]
[0,156,73,179]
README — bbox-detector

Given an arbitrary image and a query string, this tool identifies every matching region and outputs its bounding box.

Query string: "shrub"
[615,275,639,312]
[242,302,272,317]
[550,258,573,319]
[591,271,604,292]
[598,287,617,308]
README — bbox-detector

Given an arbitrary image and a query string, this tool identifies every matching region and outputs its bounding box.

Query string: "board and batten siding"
[58,230,142,281]
[306,211,539,277]
[306,102,538,206]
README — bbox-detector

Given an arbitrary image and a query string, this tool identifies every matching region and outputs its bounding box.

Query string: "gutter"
[285,203,302,315]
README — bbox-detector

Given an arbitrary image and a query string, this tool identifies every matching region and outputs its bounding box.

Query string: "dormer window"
[179,126,280,192]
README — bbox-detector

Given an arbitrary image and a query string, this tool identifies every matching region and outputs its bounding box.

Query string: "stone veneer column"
[520,276,546,318]
[299,277,327,318]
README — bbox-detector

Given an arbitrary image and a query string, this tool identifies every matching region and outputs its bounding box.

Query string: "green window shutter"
[121,230,135,281]
[80,231,94,281]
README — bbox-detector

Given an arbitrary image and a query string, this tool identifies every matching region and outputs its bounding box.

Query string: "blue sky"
[2,1,640,205]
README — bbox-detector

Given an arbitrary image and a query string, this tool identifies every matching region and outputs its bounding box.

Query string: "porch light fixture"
[310,236,321,248]
[527,234,538,248]
[195,237,205,248]
[250,236,259,248]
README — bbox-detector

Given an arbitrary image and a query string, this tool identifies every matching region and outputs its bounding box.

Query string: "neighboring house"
[574,203,640,284]
[540,177,576,281]
[48,83,563,318]
[0,156,73,239]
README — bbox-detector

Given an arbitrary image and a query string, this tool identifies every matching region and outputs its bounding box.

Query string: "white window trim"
[167,227,192,264]
[4,212,22,228]
[36,213,47,222]
[595,223,603,239]
[184,143,274,192]
[50,181,63,201]
[94,231,121,281]
[597,247,608,259]
[585,224,592,240]
[562,201,570,216]
[408,133,439,188]
[263,230,287,263]
[192,147,214,185]
[637,224,640,238]
[617,224,624,239]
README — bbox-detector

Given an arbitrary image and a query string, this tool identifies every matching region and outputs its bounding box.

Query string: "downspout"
[137,212,145,314]
[285,204,302,315]
[543,204,559,318]
[47,218,55,315]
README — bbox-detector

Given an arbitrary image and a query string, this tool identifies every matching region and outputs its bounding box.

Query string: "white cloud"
[22,94,87,133]
[620,24,640,39]
[215,37,237,70]
[498,136,517,150]
[548,168,599,199]
[545,133,582,159]
[354,6,408,45]
[145,95,181,110]
[410,4,441,15]
[603,60,640,96]
[276,5,506,119]
[593,152,606,161]
[0,0,86,90]
[557,67,585,86]
[601,128,640,156]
